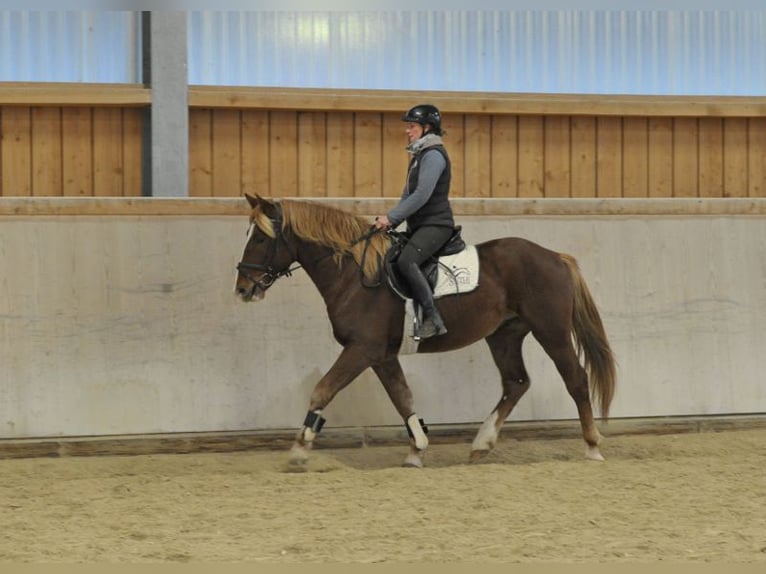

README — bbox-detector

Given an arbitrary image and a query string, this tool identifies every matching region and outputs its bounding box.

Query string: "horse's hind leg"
[372,358,428,468]
[470,318,532,462]
[530,322,604,461]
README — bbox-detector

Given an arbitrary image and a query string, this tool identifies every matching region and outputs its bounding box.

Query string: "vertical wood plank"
[353,112,382,197]
[212,109,241,197]
[297,112,327,198]
[189,109,213,197]
[326,112,354,197]
[722,118,748,198]
[269,111,298,198]
[93,108,124,196]
[1,107,32,196]
[62,108,92,196]
[596,116,622,198]
[543,115,571,198]
[382,112,407,198]
[490,115,518,197]
[241,110,270,198]
[748,117,766,197]
[698,118,723,198]
[648,117,673,198]
[463,115,492,198]
[570,116,596,198]
[122,108,143,197]
[622,117,648,197]
[446,114,465,197]
[31,107,63,196]
[672,117,698,197]
[518,115,544,198]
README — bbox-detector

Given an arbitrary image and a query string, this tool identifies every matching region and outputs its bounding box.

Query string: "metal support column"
[141,11,188,197]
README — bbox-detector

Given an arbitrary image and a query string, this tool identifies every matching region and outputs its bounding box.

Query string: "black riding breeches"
[396,225,453,275]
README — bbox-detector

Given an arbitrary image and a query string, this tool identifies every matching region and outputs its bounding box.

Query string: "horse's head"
[235,194,297,302]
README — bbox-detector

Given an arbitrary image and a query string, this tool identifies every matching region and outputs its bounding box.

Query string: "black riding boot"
[403,263,448,339]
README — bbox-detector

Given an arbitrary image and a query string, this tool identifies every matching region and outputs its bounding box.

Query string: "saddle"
[384,226,467,300]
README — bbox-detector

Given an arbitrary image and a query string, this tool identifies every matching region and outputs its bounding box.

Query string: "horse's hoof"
[469,449,491,462]
[288,445,310,466]
[586,445,605,461]
[402,453,424,468]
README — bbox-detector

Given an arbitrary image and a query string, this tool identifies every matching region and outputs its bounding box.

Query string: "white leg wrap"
[406,414,429,450]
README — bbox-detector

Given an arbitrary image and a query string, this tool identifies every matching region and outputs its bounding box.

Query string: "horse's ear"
[257,196,280,219]
[245,193,279,216]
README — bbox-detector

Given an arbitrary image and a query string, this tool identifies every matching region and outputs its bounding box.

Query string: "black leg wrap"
[406,418,428,438]
[303,410,326,433]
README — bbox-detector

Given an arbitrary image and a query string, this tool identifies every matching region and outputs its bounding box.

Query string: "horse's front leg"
[372,358,429,468]
[289,345,372,467]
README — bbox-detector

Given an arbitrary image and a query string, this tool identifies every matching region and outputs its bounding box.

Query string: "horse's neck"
[296,240,356,303]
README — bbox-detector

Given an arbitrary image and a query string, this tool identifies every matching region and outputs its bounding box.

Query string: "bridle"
[236,212,301,292]
[236,210,385,291]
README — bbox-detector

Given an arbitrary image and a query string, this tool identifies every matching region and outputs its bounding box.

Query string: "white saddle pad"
[433,245,479,298]
[398,245,480,355]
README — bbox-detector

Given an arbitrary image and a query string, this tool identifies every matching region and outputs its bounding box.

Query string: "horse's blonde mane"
[251,199,390,280]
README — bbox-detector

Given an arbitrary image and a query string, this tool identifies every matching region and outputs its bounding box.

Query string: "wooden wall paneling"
[297,112,327,198]
[648,117,673,198]
[445,114,465,197]
[31,107,63,196]
[189,109,213,197]
[1,106,32,196]
[517,115,544,198]
[672,117,699,197]
[211,109,242,197]
[748,117,766,197]
[698,118,724,198]
[326,112,354,197]
[122,109,143,196]
[490,115,518,197]
[241,110,270,198]
[269,111,298,197]
[543,115,571,198]
[352,112,382,197]
[570,116,596,198]
[596,116,622,198]
[722,118,748,198]
[381,112,407,198]
[622,117,649,198]
[93,108,124,196]
[61,108,93,197]
[463,115,492,198]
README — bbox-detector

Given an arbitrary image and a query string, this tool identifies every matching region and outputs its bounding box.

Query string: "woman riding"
[374,104,455,339]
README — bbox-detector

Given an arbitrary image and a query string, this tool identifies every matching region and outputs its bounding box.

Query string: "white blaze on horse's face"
[235,222,274,302]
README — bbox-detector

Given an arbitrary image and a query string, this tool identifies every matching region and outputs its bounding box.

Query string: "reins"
[238,219,388,290]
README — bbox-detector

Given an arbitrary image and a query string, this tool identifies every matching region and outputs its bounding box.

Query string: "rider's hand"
[374,215,391,230]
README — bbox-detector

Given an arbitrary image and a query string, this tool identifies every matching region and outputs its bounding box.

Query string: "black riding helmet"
[402,104,443,135]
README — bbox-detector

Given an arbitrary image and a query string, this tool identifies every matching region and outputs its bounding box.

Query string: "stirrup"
[416,313,448,340]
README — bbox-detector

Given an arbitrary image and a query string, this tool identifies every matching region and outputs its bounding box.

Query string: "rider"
[374,104,455,339]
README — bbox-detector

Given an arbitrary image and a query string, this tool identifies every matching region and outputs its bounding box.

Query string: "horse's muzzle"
[235,279,265,302]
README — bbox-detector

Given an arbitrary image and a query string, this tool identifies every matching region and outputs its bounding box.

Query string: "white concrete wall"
[1,212,764,439]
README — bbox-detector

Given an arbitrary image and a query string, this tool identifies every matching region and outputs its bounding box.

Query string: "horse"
[235,194,617,468]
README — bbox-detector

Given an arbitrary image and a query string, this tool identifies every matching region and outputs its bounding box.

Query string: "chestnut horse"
[235,194,616,468]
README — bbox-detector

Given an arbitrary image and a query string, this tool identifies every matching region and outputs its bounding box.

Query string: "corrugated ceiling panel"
[188,10,765,95]
[1,11,763,95]
[0,11,140,83]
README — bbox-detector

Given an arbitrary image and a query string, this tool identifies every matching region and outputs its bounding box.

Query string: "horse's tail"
[559,253,617,420]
